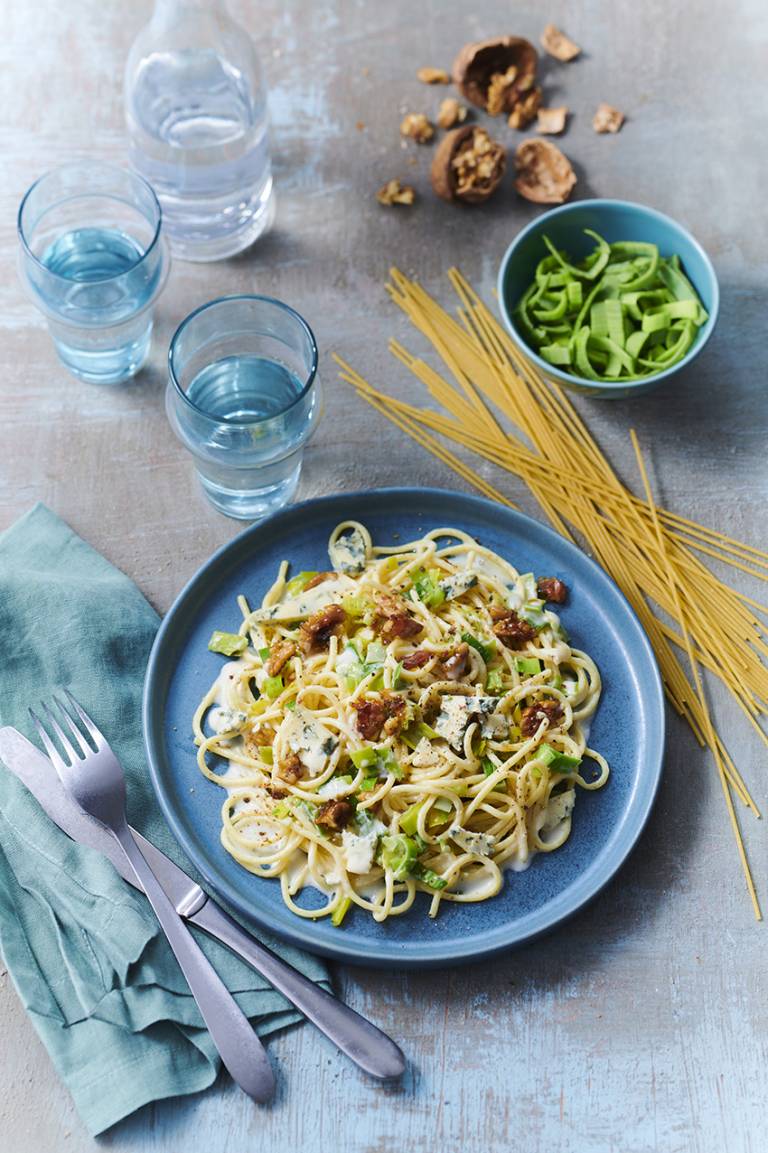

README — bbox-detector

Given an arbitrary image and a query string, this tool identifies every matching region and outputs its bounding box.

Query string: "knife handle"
[191,899,405,1080]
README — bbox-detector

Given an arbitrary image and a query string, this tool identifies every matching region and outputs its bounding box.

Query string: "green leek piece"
[516,657,541,676]
[286,571,318,596]
[412,568,446,608]
[263,675,284,699]
[343,595,368,618]
[486,668,505,693]
[350,747,378,771]
[350,744,402,780]
[331,897,352,927]
[520,605,549,631]
[540,343,572,367]
[208,631,248,657]
[536,743,582,772]
[462,632,496,663]
[514,229,708,382]
[400,801,425,835]
[272,802,290,819]
[380,834,421,880]
[258,746,274,764]
[411,862,448,890]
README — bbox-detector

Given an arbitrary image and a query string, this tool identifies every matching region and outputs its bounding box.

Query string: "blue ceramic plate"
[143,489,664,968]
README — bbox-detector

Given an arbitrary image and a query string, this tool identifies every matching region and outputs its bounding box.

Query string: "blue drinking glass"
[167,295,321,520]
[17,162,170,384]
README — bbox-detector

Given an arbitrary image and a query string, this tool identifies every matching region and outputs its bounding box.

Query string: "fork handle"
[111,823,275,1104]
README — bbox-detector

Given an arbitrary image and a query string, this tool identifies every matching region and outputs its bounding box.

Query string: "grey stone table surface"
[1,2,766,1151]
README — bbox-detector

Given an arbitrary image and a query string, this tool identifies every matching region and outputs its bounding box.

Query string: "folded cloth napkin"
[0,504,330,1136]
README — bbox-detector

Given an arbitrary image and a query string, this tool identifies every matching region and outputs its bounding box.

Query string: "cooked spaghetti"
[193,521,607,924]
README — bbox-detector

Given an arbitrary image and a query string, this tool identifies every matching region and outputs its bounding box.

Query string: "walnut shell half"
[452,36,538,117]
[431,125,506,204]
[514,138,576,204]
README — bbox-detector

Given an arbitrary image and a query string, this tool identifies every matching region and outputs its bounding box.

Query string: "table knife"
[0,727,405,1080]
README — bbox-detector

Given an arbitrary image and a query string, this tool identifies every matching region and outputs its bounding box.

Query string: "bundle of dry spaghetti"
[335,267,768,919]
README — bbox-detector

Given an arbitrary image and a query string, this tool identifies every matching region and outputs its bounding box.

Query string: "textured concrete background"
[1,1,767,1151]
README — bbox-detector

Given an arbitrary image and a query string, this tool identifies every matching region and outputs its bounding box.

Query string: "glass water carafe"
[125,0,273,262]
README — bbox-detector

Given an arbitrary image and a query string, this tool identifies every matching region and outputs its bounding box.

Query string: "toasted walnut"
[299,604,346,654]
[265,639,296,677]
[521,699,563,738]
[537,577,568,604]
[452,37,538,117]
[316,799,354,832]
[417,66,450,84]
[376,179,416,207]
[431,125,506,204]
[400,113,435,143]
[278,753,304,784]
[593,102,625,134]
[508,85,542,129]
[540,24,581,62]
[514,138,576,205]
[536,106,568,135]
[437,97,468,130]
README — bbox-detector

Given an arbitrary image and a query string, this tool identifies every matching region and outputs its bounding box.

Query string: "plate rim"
[143,486,665,968]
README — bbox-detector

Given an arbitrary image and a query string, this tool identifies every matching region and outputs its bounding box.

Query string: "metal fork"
[31,691,276,1104]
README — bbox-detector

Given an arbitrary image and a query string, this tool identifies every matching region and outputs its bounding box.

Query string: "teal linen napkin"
[0,504,330,1136]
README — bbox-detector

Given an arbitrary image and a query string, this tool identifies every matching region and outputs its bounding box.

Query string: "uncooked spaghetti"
[335,267,766,919]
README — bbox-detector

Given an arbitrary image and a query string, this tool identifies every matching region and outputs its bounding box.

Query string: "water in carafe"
[125,0,273,262]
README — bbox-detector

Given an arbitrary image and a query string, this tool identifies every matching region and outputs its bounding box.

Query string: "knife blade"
[0,726,405,1080]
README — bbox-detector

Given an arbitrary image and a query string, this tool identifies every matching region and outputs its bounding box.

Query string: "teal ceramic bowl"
[497,199,719,399]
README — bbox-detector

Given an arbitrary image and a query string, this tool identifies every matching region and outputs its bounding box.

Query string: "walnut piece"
[452,37,538,118]
[400,112,435,143]
[431,124,506,204]
[507,86,542,129]
[593,102,625,134]
[536,106,568,135]
[540,24,581,62]
[514,138,576,205]
[376,179,416,206]
[437,97,467,129]
[417,67,450,84]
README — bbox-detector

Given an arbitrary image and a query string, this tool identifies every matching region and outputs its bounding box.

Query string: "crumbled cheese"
[318,777,353,800]
[208,707,248,734]
[434,694,507,747]
[341,817,386,873]
[448,825,496,857]
[439,572,478,601]
[542,789,575,831]
[410,737,441,767]
[281,707,338,775]
[329,526,368,574]
[250,577,355,622]
[434,696,473,746]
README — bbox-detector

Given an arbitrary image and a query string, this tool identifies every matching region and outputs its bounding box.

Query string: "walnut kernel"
[417,67,450,84]
[452,37,538,118]
[400,112,435,143]
[431,124,506,204]
[377,179,416,206]
[437,97,468,129]
[507,85,542,129]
